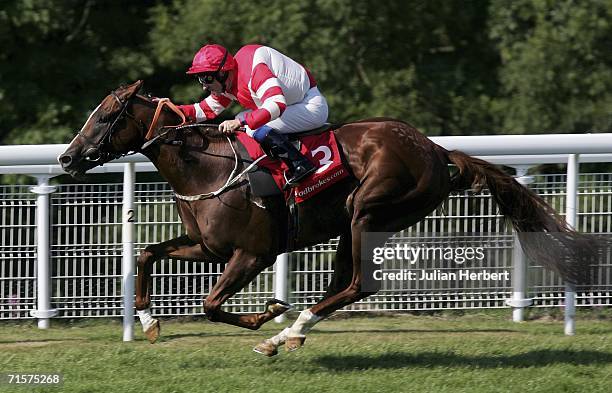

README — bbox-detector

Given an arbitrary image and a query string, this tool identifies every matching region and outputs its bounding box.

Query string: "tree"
[489,0,612,133]
[0,0,155,144]
[147,0,500,135]
[4,0,610,147]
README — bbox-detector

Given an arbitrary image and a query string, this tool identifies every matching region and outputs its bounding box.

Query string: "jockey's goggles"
[197,73,217,85]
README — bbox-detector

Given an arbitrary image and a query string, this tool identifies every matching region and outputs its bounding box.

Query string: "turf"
[0,309,610,393]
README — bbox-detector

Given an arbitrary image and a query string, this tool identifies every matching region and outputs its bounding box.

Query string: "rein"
[143,119,265,201]
[171,125,267,201]
[145,98,187,140]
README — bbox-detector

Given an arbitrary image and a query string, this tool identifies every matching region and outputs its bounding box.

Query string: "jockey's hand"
[218,119,242,135]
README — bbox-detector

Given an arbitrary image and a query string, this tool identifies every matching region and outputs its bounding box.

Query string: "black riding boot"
[259,130,316,189]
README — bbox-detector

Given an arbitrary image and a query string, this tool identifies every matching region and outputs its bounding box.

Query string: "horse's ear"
[118,80,144,101]
[127,80,144,95]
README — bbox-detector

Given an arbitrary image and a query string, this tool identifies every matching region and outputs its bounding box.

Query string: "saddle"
[239,123,335,197]
[286,123,333,140]
[235,122,349,251]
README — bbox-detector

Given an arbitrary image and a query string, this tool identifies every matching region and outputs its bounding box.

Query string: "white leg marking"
[136,308,157,332]
[267,327,291,346]
[286,309,322,338]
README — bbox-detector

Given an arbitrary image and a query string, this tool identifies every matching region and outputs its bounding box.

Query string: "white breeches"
[237,86,328,136]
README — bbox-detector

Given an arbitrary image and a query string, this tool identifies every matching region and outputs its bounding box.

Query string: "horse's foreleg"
[135,235,212,343]
[202,249,291,330]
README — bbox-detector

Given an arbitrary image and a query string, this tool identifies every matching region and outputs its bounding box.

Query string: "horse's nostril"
[59,154,73,167]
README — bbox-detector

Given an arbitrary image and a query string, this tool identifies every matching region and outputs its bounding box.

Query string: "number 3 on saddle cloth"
[235,130,350,203]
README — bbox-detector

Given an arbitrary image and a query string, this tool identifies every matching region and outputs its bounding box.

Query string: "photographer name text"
[373,269,510,281]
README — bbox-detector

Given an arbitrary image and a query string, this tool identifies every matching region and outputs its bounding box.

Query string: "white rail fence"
[1,134,612,340]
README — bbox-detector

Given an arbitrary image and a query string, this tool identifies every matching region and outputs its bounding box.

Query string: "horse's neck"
[138,108,235,195]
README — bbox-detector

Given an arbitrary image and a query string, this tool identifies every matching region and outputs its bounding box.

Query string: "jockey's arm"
[243,63,288,130]
[178,93,232,123]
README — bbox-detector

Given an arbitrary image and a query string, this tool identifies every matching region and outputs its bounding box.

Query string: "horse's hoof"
[253,340,278,357]
[265,298,293,316]
[144,319,160,344]
[285,336,305,352]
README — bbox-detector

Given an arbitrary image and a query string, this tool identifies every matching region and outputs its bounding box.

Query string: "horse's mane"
[186,125,226,139]
[332,117,412,129]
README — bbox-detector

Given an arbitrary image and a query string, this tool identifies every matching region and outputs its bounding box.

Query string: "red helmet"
[186,44,236,74]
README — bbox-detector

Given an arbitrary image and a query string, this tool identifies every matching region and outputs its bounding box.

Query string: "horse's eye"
[98,113,113,123]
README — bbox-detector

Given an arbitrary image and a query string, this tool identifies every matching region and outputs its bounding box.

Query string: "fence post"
[505,166,534,321]
[122,163,136,341]
[274,253,289,323]
[29,175,58,329]
[564,154,579,335]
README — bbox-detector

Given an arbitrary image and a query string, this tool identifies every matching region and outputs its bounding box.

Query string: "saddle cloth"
[236,130,350,203]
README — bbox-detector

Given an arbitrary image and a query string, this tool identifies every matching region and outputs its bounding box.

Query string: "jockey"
[178,44,329,188]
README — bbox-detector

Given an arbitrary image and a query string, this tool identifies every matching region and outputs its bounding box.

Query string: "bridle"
[78,91,143,163]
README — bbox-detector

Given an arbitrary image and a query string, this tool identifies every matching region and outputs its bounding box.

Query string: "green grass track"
[0,309,610,393]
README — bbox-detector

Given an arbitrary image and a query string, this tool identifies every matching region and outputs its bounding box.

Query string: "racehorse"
[59,80,594,356]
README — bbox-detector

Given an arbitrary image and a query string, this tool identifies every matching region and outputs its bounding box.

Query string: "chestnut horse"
[59,81,592,356]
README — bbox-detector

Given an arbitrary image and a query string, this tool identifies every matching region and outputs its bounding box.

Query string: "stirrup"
[282,165,316,190]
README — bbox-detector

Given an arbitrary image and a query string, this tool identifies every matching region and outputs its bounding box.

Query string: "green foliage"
[489,0,612,133]
[1,0,612,145]
[0,0,155,144]
[148,0,499,135]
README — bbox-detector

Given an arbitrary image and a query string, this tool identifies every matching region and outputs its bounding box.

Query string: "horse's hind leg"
[135,235,221,343]
[253,230,353,356]
[255,211,385,356]
[260,175,446,355]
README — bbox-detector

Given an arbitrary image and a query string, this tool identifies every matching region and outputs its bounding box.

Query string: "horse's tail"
[445,149,596,285]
